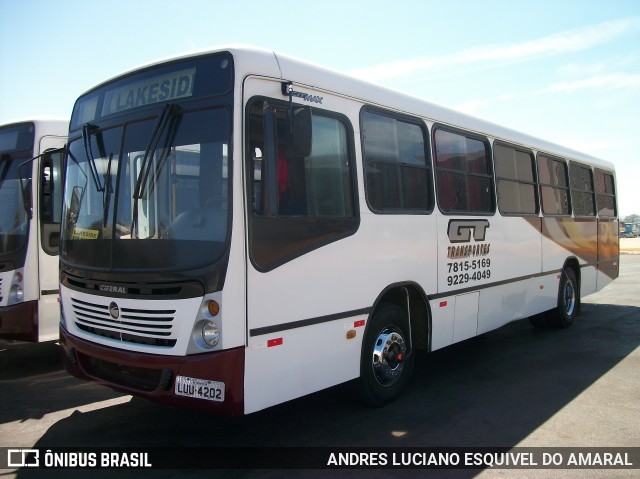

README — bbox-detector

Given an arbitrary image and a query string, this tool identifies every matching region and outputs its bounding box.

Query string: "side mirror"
[68,186,84,225]
[287,105,312,158]
[281,82,312,158]
[18,158,34,219]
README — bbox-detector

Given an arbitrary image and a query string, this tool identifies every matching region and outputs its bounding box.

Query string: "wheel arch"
[367,282,432,354]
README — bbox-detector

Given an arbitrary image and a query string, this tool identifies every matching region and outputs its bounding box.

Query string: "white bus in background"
[0,119,68,342]
[58,46,618,415]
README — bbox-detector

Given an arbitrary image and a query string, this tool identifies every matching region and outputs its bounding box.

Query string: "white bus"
[0,119,68,342]
[59,46,618,415]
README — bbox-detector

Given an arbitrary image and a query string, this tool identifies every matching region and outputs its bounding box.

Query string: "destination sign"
[70,52,232,130]
[102,68,196,115]
[0,130,19,151]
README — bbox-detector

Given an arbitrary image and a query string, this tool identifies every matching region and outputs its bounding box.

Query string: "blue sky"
[1,0,639,217]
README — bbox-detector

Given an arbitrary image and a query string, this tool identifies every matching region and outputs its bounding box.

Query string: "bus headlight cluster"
[189,296,222,352]
[9,272,24,305]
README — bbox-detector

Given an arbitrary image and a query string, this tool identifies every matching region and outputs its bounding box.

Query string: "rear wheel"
[358,304,415,407]
[548,267,579,328]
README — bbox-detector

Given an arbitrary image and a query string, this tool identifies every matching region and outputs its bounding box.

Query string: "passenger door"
[37,138,65,341]
[242,77,363,413]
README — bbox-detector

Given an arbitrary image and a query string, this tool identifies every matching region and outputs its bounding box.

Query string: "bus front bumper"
[59,326,245,416]
[0,301,38,342]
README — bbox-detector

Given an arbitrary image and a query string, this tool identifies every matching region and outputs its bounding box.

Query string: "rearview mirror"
[287,105,312,158]
[68,186,84,225]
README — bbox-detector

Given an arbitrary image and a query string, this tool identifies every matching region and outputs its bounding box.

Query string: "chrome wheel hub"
[371,327,407,387]
[564,278,576,316]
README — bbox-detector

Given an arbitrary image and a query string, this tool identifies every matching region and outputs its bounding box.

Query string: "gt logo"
[447,220,490,243]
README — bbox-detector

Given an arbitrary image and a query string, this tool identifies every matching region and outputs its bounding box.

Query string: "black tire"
[548,267,579,328]
[357,303,415,407]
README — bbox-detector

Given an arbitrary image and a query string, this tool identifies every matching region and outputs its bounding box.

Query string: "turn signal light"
[207,300,220,316]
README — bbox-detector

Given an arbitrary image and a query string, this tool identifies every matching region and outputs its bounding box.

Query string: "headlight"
[202,321,220,347]
[9,272,24,304]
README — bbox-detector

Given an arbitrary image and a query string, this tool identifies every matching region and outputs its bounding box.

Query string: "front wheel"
[548,267,579,328]
[358,304,415,407]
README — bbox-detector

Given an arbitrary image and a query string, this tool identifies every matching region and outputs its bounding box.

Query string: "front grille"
[79,353,164,392]
[63,275,204,299]
[71,297,177,347]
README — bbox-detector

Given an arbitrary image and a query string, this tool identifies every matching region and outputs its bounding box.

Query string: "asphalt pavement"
[1,255,638,479]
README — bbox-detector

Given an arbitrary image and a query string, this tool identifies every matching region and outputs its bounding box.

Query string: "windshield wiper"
[0,154,10,185]
[82,123,104,192]
[132,104,179,200]
[102,153,114,227]
[130,104,180,237]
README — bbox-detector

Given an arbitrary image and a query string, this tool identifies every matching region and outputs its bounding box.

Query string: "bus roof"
[78,45,615,173]
[1,118,69,136]
[0,118,69,151]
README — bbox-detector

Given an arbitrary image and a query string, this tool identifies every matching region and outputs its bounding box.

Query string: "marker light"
[207,300,220,317]
[202,321,220,347]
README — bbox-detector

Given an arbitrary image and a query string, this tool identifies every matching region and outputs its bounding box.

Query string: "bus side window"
[433,127,494,214]
[248,101,354,219]
[594,169,616,218]
[569,162,595,217]
[494,142,538,215]
[361,108,431,213]
[246,97,358,270]
[538,154,571,216]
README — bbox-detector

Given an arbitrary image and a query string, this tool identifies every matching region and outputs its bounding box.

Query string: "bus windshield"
[62,107,230,272]
[0,156,32,255]
[0,123,35,255]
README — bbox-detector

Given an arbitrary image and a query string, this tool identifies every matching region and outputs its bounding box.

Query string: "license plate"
[174,375,225,402]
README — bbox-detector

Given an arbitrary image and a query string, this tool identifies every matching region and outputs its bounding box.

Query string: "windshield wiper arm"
[0,154,10,185]
[102,153,114,227]
[132,103,178,200]
[82,123,104,192]
[130,103,179,237]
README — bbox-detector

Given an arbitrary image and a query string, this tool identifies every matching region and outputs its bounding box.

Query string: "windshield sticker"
[72,227,99,240]
[102,68,196,116]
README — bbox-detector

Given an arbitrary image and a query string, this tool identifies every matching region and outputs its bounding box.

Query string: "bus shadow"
[0,340,125,423]
[14,300,639,478]
[0,340,62,380]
